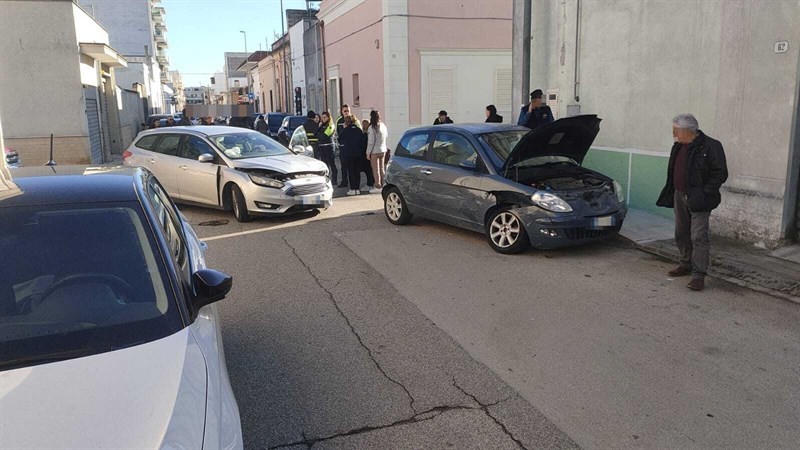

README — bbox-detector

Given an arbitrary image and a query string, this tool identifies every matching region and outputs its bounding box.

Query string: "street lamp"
[240,30,247,53]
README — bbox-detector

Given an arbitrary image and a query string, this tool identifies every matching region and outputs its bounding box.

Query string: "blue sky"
[164,0,316,87]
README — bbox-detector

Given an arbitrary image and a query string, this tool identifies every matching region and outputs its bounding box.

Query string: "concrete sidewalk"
[620,208,800,303]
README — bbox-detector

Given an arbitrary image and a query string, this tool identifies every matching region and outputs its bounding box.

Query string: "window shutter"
[494,67,513,118]
[429,68,454,120]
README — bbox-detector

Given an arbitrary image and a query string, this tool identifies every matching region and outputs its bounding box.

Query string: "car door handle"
[148,158,156,164]
[420,169,432,175]
[179,165,188,170]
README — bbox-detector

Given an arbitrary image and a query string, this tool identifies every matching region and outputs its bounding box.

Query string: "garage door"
[84,87,103,164]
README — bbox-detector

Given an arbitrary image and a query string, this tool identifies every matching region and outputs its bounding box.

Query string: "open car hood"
[503,115,601,175]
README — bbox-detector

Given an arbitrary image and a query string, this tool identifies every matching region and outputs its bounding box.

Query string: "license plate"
[300,194,327,205]
[589,216,616,228]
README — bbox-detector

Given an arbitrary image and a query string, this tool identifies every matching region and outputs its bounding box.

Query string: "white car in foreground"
[0,166,242,449]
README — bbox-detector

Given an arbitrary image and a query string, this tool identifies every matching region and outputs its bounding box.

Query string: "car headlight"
[248,173,284,189]
[612,180,625,203]
[531,192,573,212]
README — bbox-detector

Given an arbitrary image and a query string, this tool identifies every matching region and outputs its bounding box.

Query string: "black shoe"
[687,278,705,291]
[337,182,348,188]
[668,266,691,277]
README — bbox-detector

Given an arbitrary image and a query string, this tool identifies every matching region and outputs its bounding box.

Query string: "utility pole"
[511,0,531,124]
[240,30,247,53]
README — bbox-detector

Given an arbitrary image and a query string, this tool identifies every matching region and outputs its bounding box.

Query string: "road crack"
[452,377,526,450]
[281,235,417,414]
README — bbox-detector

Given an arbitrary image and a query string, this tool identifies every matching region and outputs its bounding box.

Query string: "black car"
[226,116,252,129]
[265,112,288,138]
[0,166,234,368]
[277,115,307,145]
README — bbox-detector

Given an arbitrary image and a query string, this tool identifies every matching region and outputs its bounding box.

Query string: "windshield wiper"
[0,347,96,371]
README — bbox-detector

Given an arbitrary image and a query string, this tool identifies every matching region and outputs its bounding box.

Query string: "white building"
[184,86,207,105]
[0,0,128,164]
[289,17,308,116]
[78,0,170,115]
[222,52,249,105]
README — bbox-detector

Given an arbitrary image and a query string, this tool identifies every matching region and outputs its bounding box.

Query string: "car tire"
[231,185,252,222]
[485,207,529,254]
[384,187,412,225]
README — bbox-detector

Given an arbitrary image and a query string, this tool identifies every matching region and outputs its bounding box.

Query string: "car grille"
[562,225,621,240]
[286,183,327,197]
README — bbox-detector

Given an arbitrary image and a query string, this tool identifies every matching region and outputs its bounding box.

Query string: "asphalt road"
[181,192,800,449]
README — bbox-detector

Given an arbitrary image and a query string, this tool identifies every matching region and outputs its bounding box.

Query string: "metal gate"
[83,87,103,164]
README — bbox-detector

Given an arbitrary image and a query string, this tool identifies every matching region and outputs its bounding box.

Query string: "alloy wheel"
[386,192,402,221]
[489,212,521,248]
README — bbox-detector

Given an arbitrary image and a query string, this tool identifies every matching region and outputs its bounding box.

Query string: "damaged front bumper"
[516,205,628,249]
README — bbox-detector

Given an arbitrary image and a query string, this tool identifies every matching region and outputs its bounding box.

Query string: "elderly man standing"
[656,114,728,291]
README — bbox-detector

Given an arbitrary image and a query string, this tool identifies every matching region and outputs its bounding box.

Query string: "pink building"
[318,0,513,146]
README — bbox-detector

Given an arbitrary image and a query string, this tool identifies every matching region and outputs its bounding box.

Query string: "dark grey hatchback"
[382,115,627,254]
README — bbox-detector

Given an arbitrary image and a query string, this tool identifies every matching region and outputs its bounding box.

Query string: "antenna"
[45,133,57,166]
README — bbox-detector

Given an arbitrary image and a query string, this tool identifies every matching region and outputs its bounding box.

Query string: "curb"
[621,236,800,305]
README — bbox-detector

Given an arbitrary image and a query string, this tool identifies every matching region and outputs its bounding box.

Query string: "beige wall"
[0,1,88,139]
[4,136,91,166]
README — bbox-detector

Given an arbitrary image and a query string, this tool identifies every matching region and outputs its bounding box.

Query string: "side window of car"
[135,134,160,151]
[430,132,479,168]
[395,133,430,160]
[147,179,189,274]
[153,134,182,157]
[181,136,214,160]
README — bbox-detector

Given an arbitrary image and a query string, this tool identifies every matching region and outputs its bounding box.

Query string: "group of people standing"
[431,89,553,129]
[302,104,390,196]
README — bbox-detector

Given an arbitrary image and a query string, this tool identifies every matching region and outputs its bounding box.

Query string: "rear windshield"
[0,203,182,371]
[268,115,286,126]
[289,117,305,128]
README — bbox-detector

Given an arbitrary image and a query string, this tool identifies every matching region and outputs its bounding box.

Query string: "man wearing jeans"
[657,114,728,291]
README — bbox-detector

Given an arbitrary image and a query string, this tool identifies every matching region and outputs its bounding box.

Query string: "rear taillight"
[122,150,132,160]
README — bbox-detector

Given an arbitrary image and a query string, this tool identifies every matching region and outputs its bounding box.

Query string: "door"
[177,136,221,206]
[146,134,182,197]
[84,87,103,164]
[423,131,486,230]
[392,132,433,212]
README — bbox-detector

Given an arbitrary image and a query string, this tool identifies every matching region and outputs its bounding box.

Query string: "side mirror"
[198,153,214,163]
[305,145,313,155]
[190,269,232,315]
[459,160,477,170]
[292,145,305,154]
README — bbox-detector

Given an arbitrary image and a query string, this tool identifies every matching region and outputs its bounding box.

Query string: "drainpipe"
[511,0,531,124]
[320,20,328,112]
[573,0,581,102]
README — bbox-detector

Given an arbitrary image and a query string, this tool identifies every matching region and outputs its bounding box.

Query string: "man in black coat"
[656,114,728,291]
[517,89,553,130]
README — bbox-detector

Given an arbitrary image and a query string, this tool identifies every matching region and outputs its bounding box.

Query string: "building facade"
[184,86,206,105]
[78,0,170,115]
[222,52,249,104]
[0,0,127,165]
[318,0,513,147]
[528,0,800,246]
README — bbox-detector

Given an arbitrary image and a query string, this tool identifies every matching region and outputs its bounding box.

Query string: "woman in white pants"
[366,110,388,194]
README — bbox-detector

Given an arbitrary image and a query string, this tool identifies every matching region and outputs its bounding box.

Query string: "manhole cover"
[198,219,230,226]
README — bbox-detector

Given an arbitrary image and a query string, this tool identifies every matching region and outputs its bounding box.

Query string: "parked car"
[4,146,20,168]
[0,166,243,449]
[123,126,331,222]
[226,116,251,129]
[265,112,288,139]
[277,115,306,145]
[382,116,627,254]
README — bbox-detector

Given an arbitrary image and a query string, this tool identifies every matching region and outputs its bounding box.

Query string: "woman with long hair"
[485,104,503,123]
[366,110,388,194]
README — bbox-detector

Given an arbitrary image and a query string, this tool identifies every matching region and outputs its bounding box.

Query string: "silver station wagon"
[382,115,627,253]
[124,126,331,222]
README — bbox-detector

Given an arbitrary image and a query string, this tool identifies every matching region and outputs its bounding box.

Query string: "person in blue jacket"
[517,89,554,129]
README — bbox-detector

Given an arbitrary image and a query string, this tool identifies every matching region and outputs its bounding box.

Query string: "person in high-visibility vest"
[303,111,320,158]
[316,111,338,185]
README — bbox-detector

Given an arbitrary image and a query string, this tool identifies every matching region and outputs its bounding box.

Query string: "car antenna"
[45,133,57,166]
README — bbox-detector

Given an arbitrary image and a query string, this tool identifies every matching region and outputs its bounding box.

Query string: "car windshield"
[479,130,529,167]
[209,132,291,159]
[0,203,182,371]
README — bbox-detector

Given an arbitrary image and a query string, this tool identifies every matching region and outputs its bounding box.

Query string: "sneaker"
[668,266,691,277]
[687,278,705,291]
[369,188,382,194]
[346,190,358,196]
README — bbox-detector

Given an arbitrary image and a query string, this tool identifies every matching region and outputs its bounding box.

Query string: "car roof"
[137,125,258,139]
[0,166,146,208]
[405,123,529,135]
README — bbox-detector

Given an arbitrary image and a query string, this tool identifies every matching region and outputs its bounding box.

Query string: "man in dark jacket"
[255,115,269,135]
[302,111,319,157]
[517,89,553,129]
[433,110,453,125]
[656,114,728,291]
